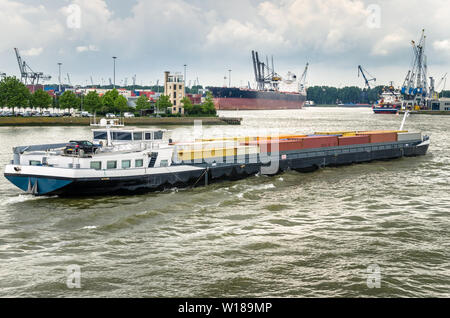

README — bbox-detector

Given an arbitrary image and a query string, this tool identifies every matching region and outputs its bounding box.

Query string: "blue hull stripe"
[5,175,73,195]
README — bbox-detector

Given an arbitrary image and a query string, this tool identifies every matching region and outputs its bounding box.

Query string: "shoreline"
[399,110,450,115]
[0,116,242,126]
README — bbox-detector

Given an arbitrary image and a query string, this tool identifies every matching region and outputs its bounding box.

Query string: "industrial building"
[164,71,185,115]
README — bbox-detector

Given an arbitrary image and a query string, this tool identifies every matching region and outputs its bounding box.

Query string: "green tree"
[59,91,80,110]
[0,76,31,114]
[135,95,150,111]
[181,96,193,114]
[84,91,101,113]
[31,89,51,110]
[101,89,120,113]
[201,92,216,115]
[114,95,129,113]
[156,95,172,113]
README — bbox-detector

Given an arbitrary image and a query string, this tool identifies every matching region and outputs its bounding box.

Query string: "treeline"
[0,76,135,114]
[44,84,205,95]
[440,90,450,98]
[0,76,214,116]
[306,86,384,104]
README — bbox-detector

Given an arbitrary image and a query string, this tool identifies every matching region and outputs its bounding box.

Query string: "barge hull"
[4,141,429,197]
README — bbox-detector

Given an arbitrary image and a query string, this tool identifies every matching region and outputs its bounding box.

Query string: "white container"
[397,132,422,141]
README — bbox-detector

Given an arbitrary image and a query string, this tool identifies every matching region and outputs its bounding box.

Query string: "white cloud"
[371,32,410,56]
[1,0,450,87]
[76,45,99,53]
[21,47,44,56]
[433,39,450,52]
[205,19,288,50]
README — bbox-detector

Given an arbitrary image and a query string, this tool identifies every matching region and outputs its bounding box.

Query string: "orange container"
[357,132,397,143]
[301,136,339,149]
[246,139,305,152]
[338,135,370,146]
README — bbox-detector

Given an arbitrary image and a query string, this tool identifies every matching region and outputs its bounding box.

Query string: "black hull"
[23,142,429,197]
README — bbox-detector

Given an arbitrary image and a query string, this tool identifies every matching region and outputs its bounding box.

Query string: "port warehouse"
[173,131,421,163]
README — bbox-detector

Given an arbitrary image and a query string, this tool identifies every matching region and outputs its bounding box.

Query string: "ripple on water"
[0,110,449,297]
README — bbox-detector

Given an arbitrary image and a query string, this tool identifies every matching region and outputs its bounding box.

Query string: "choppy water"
[0,108,449,297]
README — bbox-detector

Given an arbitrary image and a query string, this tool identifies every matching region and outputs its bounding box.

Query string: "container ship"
[4,117,429,197]
[210,51,307,110]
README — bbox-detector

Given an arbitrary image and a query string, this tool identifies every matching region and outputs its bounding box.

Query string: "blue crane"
[358,65,376,89]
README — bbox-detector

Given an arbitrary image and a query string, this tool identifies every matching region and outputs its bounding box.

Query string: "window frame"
[121,160,131,169]
[133,132,143,141]
[107,161,117,169]
[90,161,102,170]
[135,159,144,168]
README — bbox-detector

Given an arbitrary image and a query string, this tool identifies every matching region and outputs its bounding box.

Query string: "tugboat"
[4,115,429,197]
[373,84,403,114]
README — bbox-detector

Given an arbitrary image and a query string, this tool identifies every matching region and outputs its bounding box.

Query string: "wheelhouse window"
[90,161,102,170]
[160,160,168,167]
[133,132,143,141]
[122,160,131,169]
[145,132,152,140]
[29,160,41,166]
[135,159,143,168]
[94,131,107,140]
[112,132,132,141]
[107,161,117,169]
[154,131,163,140]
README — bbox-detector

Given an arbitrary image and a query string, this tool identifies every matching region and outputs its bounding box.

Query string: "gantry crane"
[401,29,428,97]
[14,48,51,85]
[252,50,281,90]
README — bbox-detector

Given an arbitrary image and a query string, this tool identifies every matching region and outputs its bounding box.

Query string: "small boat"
[373,85,402,114]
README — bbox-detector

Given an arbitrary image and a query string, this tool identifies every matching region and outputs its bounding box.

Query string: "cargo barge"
[4,118,429,197]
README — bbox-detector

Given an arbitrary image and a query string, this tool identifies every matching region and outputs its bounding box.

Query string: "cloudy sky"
[1,0,450,89]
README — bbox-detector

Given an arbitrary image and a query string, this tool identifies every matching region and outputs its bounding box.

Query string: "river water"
[0,107,448,297]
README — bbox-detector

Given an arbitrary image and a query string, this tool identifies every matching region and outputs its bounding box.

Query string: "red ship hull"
[214,98,304,110]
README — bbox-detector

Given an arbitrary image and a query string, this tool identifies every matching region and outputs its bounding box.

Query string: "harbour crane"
[124,77,128,87]
[252,50,281,90]
[67,73,72,86]
[299,62,309,92]
[109,78,112,86]
[401,29,428,98]
[357,65,376,89]
[14,48,51,85]
[90,76,94,88]
[436,73,447,91]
